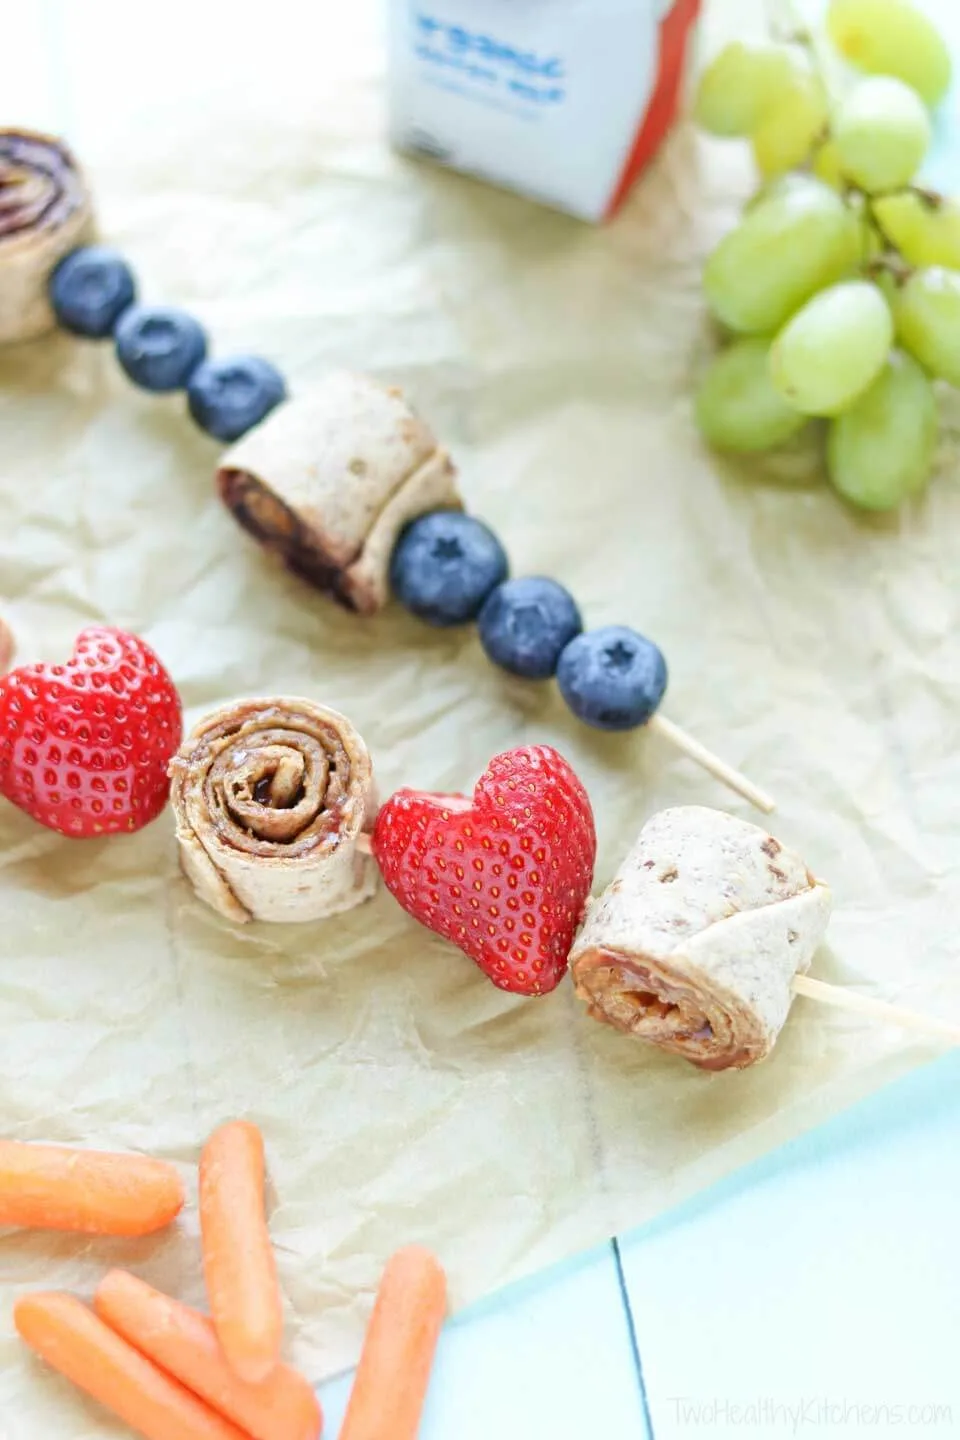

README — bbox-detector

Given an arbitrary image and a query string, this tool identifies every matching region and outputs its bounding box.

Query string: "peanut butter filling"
[577,956,713,1042]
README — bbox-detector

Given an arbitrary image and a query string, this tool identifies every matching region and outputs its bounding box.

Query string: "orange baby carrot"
[339,1246,447,1440]
[199,1120,283,1384]
[95,1270,322,1440]
[14,1292,249,1440]
[0,1139,184,1236]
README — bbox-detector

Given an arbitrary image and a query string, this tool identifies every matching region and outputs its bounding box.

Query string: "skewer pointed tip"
[792,972,960,1046]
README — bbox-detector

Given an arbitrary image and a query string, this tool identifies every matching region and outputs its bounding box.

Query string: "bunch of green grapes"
[693,0,956,511]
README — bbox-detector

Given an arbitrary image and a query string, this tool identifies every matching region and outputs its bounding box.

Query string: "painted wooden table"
[6,3,959,1437]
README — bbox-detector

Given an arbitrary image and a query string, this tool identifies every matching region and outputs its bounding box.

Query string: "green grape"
[752,71,829,178]
[833,76,931,193]
[745,172,832,214]
[769,280,893,415]
[704,182,861,334]
[872,264,901,309]
[844,192,886,262]
[694,41,799,137]
[894,265,960,385]
[872,191,960,269]
[695,338,807,453]
[812,138,845,190]
[827,0,951,108]
[860,218,885,263]
[827,349,937,508]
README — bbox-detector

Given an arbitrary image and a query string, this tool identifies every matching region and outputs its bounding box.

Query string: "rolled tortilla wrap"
[570,806,832,1071]
[217,372,462,614]
[0,129,94,346]
[169,697,378,924]
[0,617,13,675]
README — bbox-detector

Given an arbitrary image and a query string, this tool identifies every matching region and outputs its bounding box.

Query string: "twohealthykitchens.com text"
[666,1396,954,1432]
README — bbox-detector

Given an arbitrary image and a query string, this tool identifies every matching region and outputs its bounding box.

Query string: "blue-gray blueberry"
[49,246,136,338]
[391,511,508,626]
[115,305,207,392]
[556,625,667,729]
[478,576,582,679]
[187,356,286,442]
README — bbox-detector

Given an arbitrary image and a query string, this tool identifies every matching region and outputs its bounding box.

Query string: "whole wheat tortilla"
[217,374,462,614]
[0,129,93,346]
[0,617,14,674]
[169,697,378,923]
[571,806,833,1070]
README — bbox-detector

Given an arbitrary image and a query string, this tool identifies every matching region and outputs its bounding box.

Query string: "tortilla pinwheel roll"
[217,371,462,615]
[0,129,94,346]
[169,697,378,924]
[0,617,13,675]
[570,806,832,1071]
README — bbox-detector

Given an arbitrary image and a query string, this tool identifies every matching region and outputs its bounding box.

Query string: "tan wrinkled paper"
[2,1,959,1430]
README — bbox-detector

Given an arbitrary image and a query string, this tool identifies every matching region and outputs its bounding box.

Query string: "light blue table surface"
[6,3,960,1437]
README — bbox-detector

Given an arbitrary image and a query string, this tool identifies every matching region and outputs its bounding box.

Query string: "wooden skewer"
[792,972,960,1046]
[647,713,776,815]
[362,819,956,1044]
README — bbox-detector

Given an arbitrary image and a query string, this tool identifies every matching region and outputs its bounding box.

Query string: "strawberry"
[0,627,182,838]
[372,745,596,996]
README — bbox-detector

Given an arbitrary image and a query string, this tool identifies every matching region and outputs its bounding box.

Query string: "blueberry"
[114,305,207,392]
[478,576,582,679]
[556,625,668,730]
[187,355,286,442]
[48,246,136,338]
[390,511,508,626]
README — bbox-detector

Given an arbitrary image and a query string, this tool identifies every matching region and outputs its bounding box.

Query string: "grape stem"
[863,184,945,207]
[863,197,915,282]
[767,0,930,284]
[774,0,841,119]
[910,185,945,210]
[864,254,912,285]
[865,199,901,257]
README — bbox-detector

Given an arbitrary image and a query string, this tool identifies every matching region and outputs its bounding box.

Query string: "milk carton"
[386,0,701,221]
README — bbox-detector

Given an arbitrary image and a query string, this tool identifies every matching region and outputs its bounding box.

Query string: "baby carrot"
[0,1139,184,1236]
[339,1246,447,1440]
[14,1292,248,1440]
[199,1120,283,1384]
[95,1270,322,1440]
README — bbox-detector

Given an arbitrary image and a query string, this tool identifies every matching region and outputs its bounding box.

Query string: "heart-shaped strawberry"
[0,627,183,838]
[372,745,597,995]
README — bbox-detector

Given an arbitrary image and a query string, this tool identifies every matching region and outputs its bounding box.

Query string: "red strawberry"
[0,627,182,838]
[372,745,596,996]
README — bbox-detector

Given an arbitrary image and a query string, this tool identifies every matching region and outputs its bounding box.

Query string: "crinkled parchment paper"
[2,0,960,1430]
